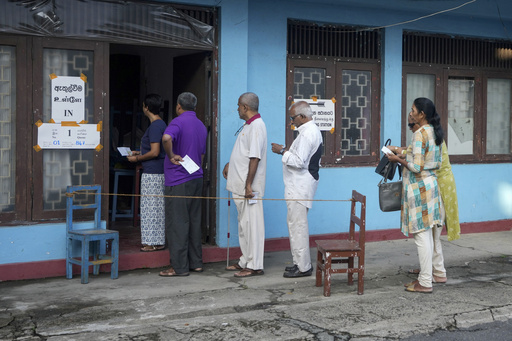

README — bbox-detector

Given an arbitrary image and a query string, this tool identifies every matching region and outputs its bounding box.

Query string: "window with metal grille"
[402,32,512,163]
[288,20,380,60]
[403,32,512,69]
[286,20,381,166]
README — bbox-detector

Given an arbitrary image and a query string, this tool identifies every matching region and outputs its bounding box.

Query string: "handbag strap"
[380,159,401,184]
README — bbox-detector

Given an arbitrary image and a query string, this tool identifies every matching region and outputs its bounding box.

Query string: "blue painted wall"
[215,0,512,247]
[0,221,105,263]
[1,0,511,265]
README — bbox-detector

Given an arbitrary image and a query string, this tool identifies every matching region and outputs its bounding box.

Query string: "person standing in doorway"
[127,94,167,252]
[271,101,323,278]
[159,92,207,277]
[223,92,267,278]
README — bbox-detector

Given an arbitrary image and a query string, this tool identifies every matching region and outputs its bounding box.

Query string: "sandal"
[159,268,189,277]
[234,268,264,277]
[405,282,433,293]
[404,280,419,287]
[408,268,420,274]
[140,245,165,252]
[226,263,243,271]
[433,275,447,283]
[190,268,204,273]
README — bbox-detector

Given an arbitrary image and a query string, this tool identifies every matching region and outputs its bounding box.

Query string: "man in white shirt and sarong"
[223,92,267,278]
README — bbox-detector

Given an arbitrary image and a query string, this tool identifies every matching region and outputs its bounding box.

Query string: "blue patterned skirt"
[140,173,165,245]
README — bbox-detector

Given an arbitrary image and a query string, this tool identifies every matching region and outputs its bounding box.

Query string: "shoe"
[405,282,433,293]
[283,267,313,278]
[285,264,298,272]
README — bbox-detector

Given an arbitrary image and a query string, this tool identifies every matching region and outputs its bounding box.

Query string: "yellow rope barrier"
[67,191,354,202]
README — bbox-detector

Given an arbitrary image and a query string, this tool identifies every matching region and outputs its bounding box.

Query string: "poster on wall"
[33,73,103,152]
[294,98,335,132]
[50,74,86,123]
[34,121,102,151]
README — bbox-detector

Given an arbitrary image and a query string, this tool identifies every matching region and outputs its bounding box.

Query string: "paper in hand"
[180,155,200,174]
[117,147,132,156]
[381,146,392,155]
[248,192,259,205]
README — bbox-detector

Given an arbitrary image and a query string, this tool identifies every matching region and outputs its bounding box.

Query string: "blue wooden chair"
[66,185,119,284]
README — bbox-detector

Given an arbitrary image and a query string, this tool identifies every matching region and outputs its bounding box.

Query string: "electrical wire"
[495,0,511,40]
[330,0,478,32]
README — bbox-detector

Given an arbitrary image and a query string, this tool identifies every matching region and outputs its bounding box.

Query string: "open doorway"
[108,43,216,252]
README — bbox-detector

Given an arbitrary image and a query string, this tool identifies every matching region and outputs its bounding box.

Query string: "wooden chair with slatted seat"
[315,190,366,297]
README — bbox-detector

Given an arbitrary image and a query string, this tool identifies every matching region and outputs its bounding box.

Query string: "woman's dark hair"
[143,93,162,115]
[414,97,444,146]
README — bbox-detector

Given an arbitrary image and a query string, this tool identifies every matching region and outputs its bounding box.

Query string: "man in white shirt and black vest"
[271,101,323,278]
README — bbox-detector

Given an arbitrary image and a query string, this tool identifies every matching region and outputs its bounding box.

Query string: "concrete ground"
[1,230,512,341]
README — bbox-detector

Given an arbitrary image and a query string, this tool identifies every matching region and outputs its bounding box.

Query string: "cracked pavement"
[1,230,511,340]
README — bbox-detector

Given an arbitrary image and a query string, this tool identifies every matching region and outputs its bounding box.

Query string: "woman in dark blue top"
[127,94,167,252]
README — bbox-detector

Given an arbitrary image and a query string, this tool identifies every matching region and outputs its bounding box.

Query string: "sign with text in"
[36,122,101,150]
[50,74,86,123]
[294,98,335,131]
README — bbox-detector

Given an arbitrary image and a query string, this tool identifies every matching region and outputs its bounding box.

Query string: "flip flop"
[226,263,243,271]
[159,268,189,277]
[408,269,420,274]
[404,280,419,287]
[190,268,204,273]
[433,275,447,283]
[140,245,165,252]
[234,269,264,277]
[405,282,433,293]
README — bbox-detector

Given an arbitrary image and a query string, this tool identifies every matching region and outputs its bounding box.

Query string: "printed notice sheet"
[37,122,100,149]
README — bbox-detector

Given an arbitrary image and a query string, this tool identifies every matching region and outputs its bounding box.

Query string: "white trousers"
[286,200,311,272]
[233,194,265,270]
[433,198,447,277]
[413,224,446,288]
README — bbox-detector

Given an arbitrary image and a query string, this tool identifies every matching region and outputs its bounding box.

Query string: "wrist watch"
[280,147,285,155]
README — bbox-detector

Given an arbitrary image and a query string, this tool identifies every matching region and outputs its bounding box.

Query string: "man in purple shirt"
[159,92,207,277]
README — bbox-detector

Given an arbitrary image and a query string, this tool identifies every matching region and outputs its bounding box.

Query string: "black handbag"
[378,162,402,212]
[375,139,398,180]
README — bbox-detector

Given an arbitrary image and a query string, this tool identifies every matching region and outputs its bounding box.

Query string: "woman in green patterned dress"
[390,113,460,281]
[387,97,444,293]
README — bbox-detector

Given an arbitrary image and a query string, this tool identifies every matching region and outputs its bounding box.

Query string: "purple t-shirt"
[140,119,167,174]
[163,111,207,186]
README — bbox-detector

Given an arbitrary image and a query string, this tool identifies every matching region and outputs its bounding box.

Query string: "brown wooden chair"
[315,190,366,297]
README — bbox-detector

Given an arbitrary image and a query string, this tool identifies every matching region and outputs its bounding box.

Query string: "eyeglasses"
[289,114,301,121]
